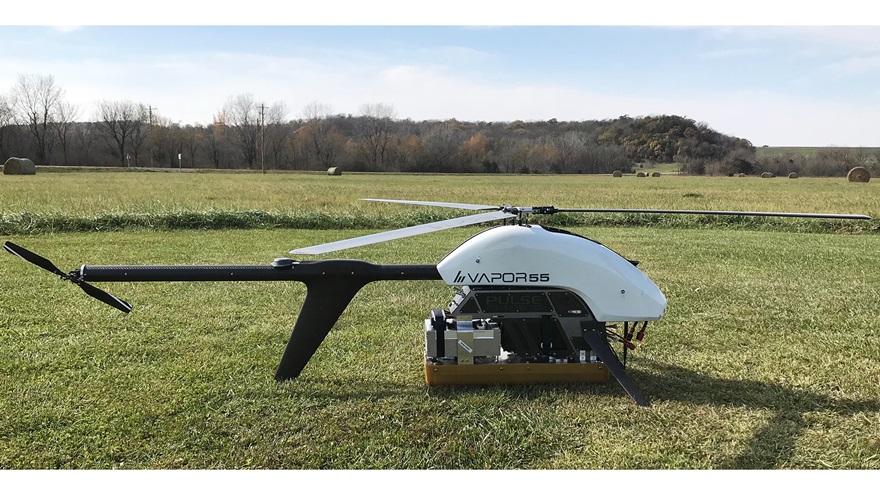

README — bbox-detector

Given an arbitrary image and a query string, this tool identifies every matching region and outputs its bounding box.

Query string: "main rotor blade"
[77,281,133,313]
[553,208,871,220]
[3,241,66,276]
[291,210,516,255]
[362,198,501,211]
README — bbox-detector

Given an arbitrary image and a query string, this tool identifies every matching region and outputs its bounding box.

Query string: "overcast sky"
[2,2,879,146]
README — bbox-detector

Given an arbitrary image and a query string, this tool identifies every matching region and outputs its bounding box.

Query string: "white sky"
[2,2,880,146]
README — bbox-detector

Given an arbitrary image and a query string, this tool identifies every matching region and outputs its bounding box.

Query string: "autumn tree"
[202,111,233,168]
[458,131,492,171]
[393,134,425,172]
[11,74,64,164]
[529,138,557,174]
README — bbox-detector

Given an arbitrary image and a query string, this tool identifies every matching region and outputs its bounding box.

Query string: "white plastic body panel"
[437,225,667,322]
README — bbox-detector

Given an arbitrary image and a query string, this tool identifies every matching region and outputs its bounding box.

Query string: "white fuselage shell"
[437,225,667,322]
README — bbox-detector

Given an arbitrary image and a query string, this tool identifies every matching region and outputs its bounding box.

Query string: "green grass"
[2,227,878,469]
[639,162,682,174]
[1,171,878,469]
[1,172,877,235]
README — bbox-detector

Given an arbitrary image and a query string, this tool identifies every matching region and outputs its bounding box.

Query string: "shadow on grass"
[631,360,879,469]
[282,360,877,469]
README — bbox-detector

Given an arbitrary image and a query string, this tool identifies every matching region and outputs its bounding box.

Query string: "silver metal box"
[425,319,501,362]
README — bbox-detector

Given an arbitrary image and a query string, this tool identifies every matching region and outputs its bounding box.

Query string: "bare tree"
[264,101,289,168]
[301,101,343,169]
[180,125,203,168]
[289,123,313,170]
[151,115,181,168]
[11,74,64,164]
[552,131,588,173]
[0,94,13,160]
[223,94,260,168]
[52,101,80,166]
[495,137,534,174]
[96,99,141,167]
[128,103,150,167]
[0,95,11,125]
[203,112,230,168]
[73,122,99,166]
[356,102,396,170]
[421,120,464,172]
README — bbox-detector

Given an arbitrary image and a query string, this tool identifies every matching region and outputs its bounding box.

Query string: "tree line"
[2,73,773,174]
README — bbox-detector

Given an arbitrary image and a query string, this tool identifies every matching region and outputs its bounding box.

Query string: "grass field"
[756,146,880,158]
[1,172,878,469]
[1,172,877,234]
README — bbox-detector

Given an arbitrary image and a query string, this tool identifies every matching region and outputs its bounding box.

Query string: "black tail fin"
[274,277,368,381]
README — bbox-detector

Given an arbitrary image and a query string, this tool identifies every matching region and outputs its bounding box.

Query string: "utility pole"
[148,106,157,168]
[259,103,267,174]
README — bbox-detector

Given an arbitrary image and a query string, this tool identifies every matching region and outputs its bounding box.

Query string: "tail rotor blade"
[3,241,66,276]
[5,241,132,312]
[77,281,133,313]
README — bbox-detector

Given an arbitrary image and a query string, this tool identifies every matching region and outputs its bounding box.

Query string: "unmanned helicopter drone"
[3,199,870,406]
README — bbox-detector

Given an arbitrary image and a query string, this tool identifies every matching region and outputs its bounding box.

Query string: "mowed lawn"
[0,172,878,469]
[2,170,878,218]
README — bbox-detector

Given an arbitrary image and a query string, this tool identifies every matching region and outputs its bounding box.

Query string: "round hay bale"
[760,172,774,178]
[612,170,622,177]
[636,171,646,177]
[651,171,661,177]
[737,173,746,177]
[3,157,36,175]
[847,166,870,182]
[327,167,342,176]
[788,172,798,179]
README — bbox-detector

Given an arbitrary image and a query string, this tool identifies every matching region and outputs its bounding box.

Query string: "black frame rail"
[81,260,442,380]
[4,240,441,382]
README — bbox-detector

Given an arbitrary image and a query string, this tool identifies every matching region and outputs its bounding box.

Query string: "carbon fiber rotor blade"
[362,198,501,210]
[553,208,871,220]
[291,210,516,255]
[3,241,66,276]
[77,281,133,313]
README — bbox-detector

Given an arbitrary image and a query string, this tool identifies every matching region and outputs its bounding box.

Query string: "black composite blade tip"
[3,241,23,255]
[78,281,133,313]
[3,241,65,276]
